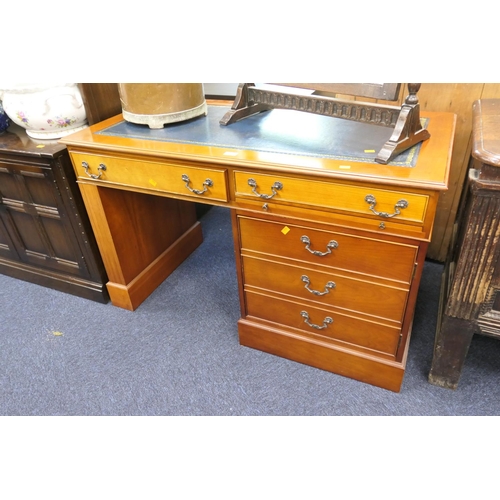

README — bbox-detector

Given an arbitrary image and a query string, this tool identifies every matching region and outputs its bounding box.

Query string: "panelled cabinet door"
[0,124,108,304]
[0,213,19,261]
[0,162,91,277]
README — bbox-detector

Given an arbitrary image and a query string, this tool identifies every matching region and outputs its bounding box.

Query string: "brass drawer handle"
[365,194,408,218]
[182,174,213,195]
[301,235,338,256]
[82,161,106,179]
[248,178,283,199]
[300,311,333,330]
[301,275,336,296]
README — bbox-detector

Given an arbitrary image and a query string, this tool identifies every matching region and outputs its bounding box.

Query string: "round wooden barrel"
[118,83,207,128]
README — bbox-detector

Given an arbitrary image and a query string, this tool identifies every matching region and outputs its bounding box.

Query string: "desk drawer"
[234,171,428,225]
[237,216,418,284]
[245,290,401,357]
[70,152,229,202]
[242,255,408,323]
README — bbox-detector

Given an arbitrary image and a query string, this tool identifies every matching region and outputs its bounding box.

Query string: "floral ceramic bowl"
[0,83,88,139]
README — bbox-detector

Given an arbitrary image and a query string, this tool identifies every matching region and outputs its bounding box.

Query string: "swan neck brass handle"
[365,194,408,218]
[182,174,213,195]
[300,311,333,330]
[82,161,106,179]
[301,275,336,296]
[301,235,338,256]
[248,178,283,199]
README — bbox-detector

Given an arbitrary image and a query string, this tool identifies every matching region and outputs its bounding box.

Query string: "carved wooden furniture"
[429,99,500,389]
[0,124,108,302]
[60,103,454,391]
[220,83,430,164]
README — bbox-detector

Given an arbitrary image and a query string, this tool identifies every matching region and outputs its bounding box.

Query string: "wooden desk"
[61,104,455,392]
[429,99,500,389]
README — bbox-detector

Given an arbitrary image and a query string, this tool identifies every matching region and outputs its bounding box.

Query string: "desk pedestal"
[79,183,202,310]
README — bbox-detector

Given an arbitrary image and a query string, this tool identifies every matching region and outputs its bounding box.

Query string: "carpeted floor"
[1,206,499,416]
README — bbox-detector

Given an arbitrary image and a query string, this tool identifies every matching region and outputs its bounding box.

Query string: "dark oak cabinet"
[0,124,108,302]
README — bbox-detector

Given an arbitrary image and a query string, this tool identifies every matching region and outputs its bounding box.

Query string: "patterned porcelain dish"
[0,83,88,139]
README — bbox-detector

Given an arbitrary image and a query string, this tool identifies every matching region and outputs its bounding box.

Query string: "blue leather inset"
[97,105,424,167]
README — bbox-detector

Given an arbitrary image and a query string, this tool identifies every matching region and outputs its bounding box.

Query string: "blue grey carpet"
[1,206,499,416]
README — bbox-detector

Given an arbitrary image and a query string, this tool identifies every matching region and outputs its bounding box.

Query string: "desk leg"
[79,183,203,310]
[428,315,475,389]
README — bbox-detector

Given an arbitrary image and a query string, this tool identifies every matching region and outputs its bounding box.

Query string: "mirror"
[220,83,429,164]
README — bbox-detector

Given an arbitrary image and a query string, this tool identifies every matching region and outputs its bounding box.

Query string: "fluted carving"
[247,87,400,127]
[447,191,500,319]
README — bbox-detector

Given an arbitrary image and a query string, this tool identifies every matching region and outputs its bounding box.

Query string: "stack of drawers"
[238,215,415,353]
[232,171,434,392]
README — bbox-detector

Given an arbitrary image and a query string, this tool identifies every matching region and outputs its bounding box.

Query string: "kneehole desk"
[61,104,455,392]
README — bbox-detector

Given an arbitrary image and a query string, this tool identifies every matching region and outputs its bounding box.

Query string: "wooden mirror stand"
[220,83,430,164]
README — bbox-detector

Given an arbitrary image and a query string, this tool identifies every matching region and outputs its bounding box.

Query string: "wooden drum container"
[118,83,207,129]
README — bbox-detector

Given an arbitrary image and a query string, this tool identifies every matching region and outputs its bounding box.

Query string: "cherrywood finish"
[0,124,108,302]
[61,104,455,391]
[77,183,201,310]
[429,99,500,389]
